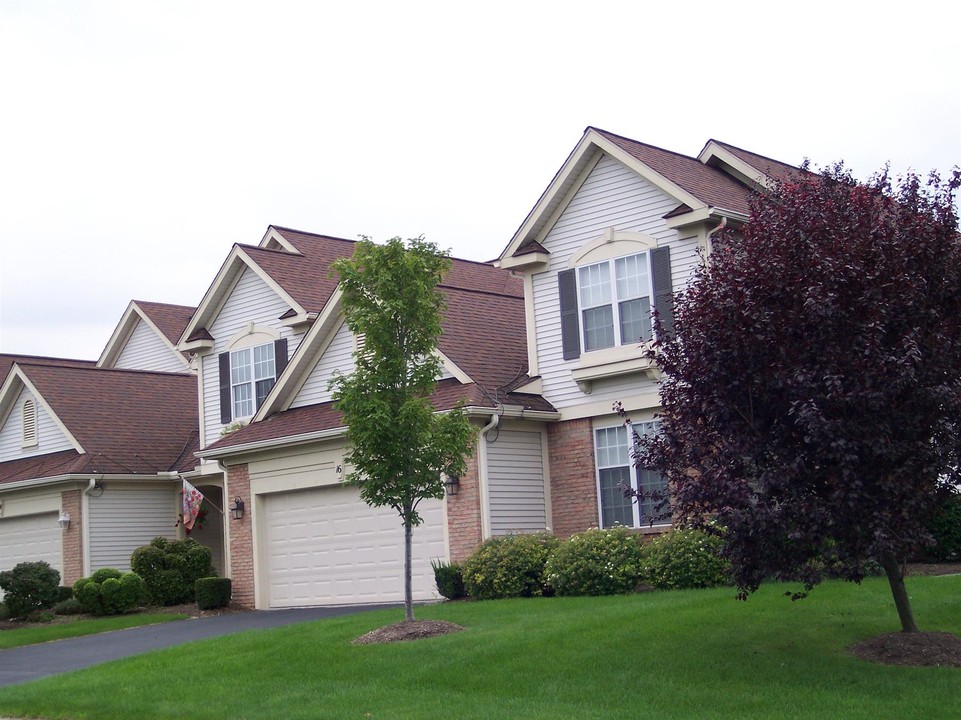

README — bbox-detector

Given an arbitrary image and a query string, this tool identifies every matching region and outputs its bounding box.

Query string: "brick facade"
[60,488,84,585]
[547,418,598,538]
[445,451,483,562]
[225,464,255,608]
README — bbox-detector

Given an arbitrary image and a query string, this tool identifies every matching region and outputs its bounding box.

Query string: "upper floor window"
[559,231,673,362]
[218,337,289,425]
[595,420,668,528]
[231,343,276,419]
[578,253,653,352]
[22,398,38,448]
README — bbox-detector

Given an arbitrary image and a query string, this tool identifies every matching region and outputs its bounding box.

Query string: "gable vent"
[22,398,38,448]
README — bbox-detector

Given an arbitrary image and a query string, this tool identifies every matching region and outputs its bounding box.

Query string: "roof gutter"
[0,472,167,494]
[463,405,560,422]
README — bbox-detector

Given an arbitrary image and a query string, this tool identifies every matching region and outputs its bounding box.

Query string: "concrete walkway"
[0,604,395,687]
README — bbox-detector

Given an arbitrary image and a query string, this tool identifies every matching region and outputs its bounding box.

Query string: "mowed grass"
[0,576,958,720]
[0,613,187,650]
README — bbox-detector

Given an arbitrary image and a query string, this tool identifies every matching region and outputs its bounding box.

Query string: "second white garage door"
[263,485,445,608]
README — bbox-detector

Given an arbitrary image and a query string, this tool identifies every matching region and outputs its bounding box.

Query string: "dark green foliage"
[640,528,730,590]
[431,561,466,600]
[57,585,73,603]
[52,597,83,615]
[546,527,645,596]
[73,571,147,615]
[0,603,9,621]
[927,493,961,561]
[131,537,215,605]
[195,577,232,610]
[0,561,61,618]
[463,533,560,600]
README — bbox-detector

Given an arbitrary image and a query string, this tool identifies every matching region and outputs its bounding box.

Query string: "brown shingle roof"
[710,140,808,186]
[0,354,94,384]
[593,128,755,215]
[0,450,86,486]
[134,301,196,346]
[13,364,198,477]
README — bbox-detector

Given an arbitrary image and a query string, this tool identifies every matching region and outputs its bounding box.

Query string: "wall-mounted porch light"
[58,510,70,530]
[229,497,246,520]
[443,474,460,496]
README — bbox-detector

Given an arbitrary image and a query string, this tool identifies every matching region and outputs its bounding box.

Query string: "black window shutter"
[650,246,674,337]
[558,269,580,360]
[218,352,232,424]
[274,338,289,378]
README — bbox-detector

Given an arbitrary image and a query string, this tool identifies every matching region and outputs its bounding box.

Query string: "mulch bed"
[0,602,246,631]
[850,632,961,667]
[353,620,465,645]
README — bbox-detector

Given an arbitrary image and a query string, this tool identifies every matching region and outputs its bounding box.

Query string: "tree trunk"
[404,519,414,622]
[878,549,919,633]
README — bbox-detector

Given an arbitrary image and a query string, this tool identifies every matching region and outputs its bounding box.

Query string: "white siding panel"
[201,267,301,445]
[487,429,548,535]
[0,388,74,462]
[290,321,355,409]
[532,154,684,410]
[87,486,179,571]
[115,319,187,373]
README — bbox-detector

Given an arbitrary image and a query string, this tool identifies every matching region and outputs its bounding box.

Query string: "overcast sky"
[1,1,958,360]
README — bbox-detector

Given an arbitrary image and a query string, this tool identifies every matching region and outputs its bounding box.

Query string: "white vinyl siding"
[531,154,695,410]
[290,321,355,409]
[201,267,302,445]
[114,318,188,373]
[87,486,179,571]
[262,485,445,607]
[0,512,61,580]
[487,429,548,535]
[0,388,74,462]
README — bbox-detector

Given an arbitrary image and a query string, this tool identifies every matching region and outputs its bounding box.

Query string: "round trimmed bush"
[463,532,560,600]
[74,570,147,615]
[546,527,645,596]
[640,527,730,590]
[431,561,466,600]
[131,537,215,605]
[0,561,61,618]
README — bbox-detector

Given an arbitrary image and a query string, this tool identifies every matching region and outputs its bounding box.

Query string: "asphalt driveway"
[0,604,394,687]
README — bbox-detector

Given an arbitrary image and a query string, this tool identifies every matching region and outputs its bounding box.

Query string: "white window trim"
[576,251,655,355]
[594,420,669,530]
[229,342,276,421]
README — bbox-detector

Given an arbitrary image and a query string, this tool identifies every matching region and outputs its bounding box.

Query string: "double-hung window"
[578,252,653,352]
[229,343,276,420]
[595,420,668,528]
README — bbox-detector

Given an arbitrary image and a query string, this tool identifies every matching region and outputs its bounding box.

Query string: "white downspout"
[477,412,500,540]
[81,478,100,576]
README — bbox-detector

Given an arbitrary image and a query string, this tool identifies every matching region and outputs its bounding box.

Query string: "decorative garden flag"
[182,479,205,531]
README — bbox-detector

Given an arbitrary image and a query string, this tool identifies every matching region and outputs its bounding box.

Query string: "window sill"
[571,344,659,393]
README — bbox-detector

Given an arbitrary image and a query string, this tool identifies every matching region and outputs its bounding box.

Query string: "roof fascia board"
[260,226,303,254]
[255,288,345,419]
[96,301,138,368]
[0,473,177,494]
[697,141,774,190]
[178,246,306,350]
[4,366,85,453]
[197,425,349,461]
[590,132,706,211]
[499,130,604,260]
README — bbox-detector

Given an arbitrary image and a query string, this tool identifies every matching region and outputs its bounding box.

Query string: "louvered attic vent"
[22,398,38,448]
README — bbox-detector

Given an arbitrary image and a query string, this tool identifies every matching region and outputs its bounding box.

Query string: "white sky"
[1,0,959,360]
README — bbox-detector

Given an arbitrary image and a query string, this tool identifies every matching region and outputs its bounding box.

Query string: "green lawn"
[0,614,187,650]
[0,576,958,720]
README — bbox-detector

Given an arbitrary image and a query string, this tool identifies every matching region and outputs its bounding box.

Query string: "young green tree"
[330,237,475,621]
[639,165,961,633]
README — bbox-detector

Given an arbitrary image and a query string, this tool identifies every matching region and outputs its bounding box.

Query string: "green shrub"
[641,527,730,590]
[928,494,961,562]
[195,577,232,610]
[73,570,147,615]
[546,527,645,596]
[0,561,61,618]
[131,537,215,605]
[57,585,73,603]
[431,560,466,600]
[53,597,84,615]
[463,532,560,600]
[0,602,10,621]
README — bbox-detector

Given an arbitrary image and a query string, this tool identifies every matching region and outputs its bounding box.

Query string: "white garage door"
[263,485,445,608]
[0,512,62,579]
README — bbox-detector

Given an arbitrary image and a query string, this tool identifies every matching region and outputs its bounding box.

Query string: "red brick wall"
[225,464,255,608]
[446,452,483,562]
[60,489,84,585]
[547,418,598,538]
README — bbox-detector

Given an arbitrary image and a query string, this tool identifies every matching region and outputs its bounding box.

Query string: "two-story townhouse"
[0,301,198,585]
